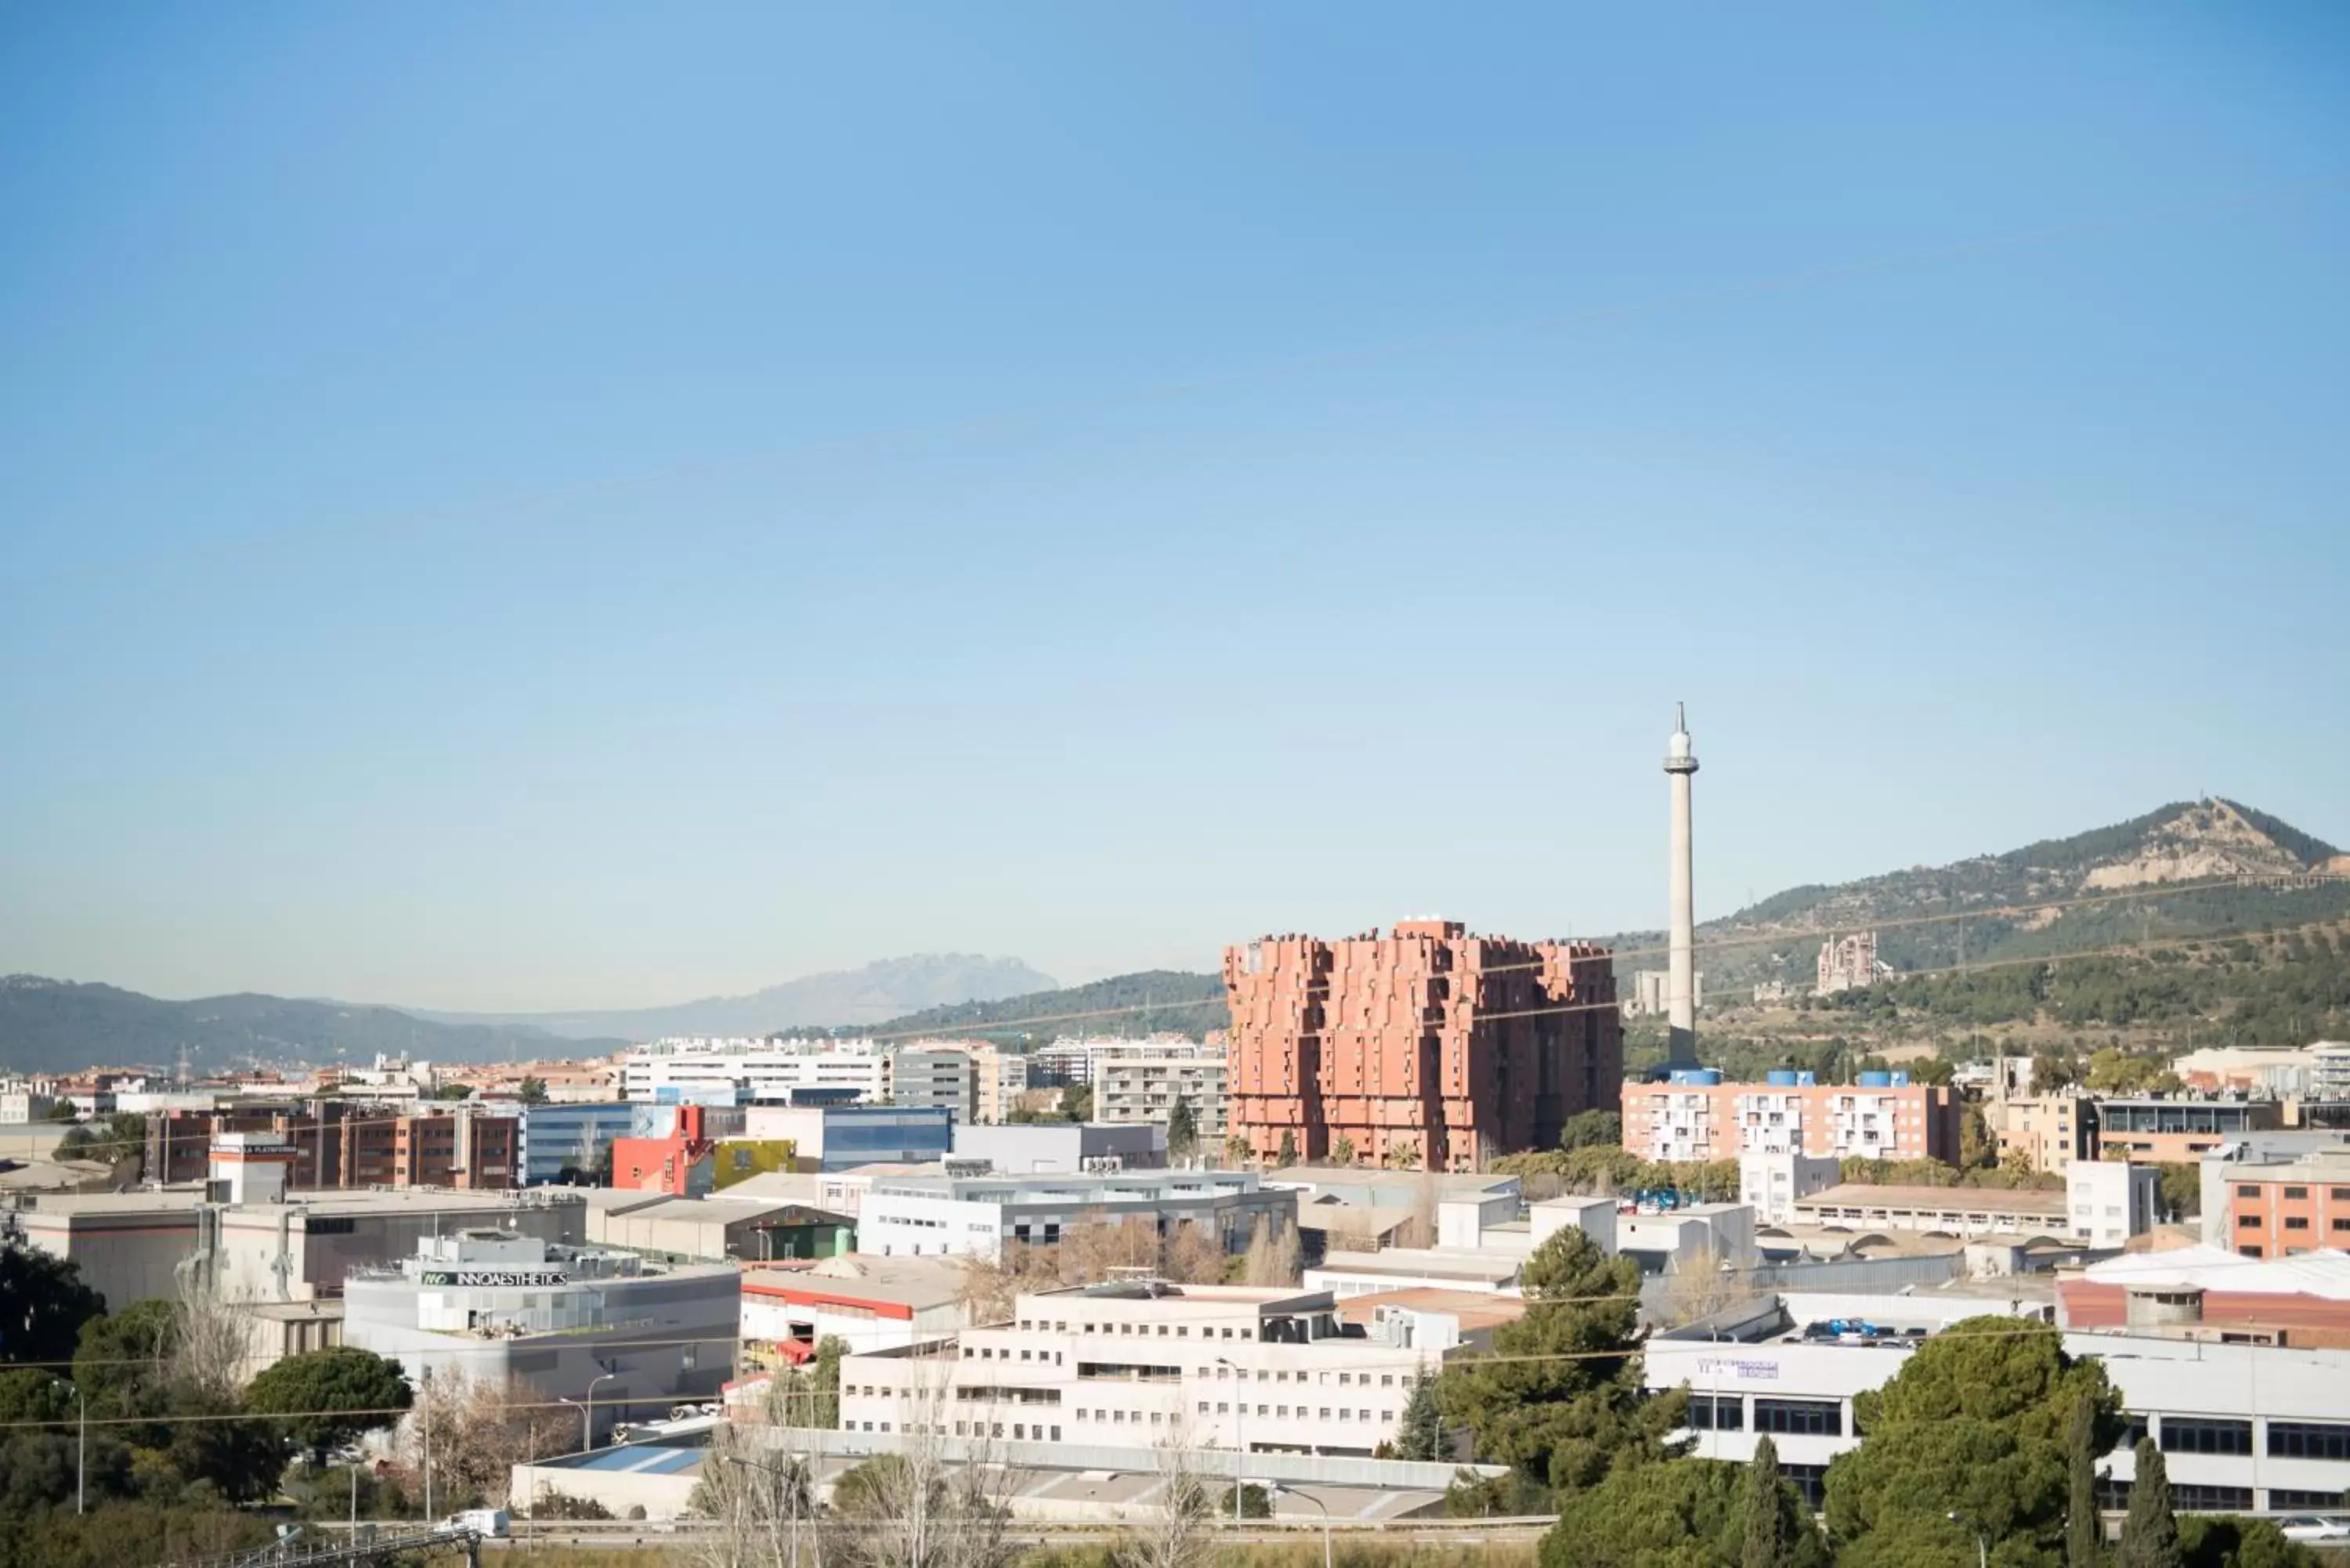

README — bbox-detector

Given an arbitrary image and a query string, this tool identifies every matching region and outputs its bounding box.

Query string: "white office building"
[342,1231,739,1442]
[1645,1292,2350,1513]
[1741,1151,1842,1227]
[2066,1160,2162,1249]
[837,1282,1444,1457]
[619,1039,891,1106]
[859,1170,1292,1263]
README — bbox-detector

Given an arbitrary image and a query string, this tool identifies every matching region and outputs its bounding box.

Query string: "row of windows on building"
[1007,1318,1264,1339]
[1188,1401,1395,1423]
[1685,1404,2350,1461]
[2236,1185,2350,1201]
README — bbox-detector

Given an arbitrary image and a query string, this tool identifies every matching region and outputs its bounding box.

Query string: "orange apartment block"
[1222,919,1620,1170]
[2225,1154,2350,1259]
[1622,1071,1962,1164]
[145,1102,517,1190]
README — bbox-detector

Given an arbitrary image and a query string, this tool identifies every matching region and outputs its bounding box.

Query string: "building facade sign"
[419,1268,571,1288]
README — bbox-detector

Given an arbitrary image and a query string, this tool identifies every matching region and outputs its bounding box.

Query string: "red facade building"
[1223,919,1621,1170]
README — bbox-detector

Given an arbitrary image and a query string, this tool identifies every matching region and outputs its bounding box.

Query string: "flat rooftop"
[1333,1288,1530,1333]
[1313,1248,1522,1284]
[1796,1183,2068,1216]
[742,1253,971,1311]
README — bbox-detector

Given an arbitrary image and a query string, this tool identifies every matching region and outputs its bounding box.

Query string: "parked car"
[2277,1516,2350,1545]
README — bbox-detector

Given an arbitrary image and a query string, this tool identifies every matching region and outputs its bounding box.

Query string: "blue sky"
[2,4,2345,1010]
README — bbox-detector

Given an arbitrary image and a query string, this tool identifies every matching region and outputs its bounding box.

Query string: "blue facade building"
[517,1102,638,1185]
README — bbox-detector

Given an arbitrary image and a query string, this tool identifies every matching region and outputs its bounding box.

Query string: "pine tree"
[1743,1434,1788,1568]
[2119,1439,2181,1568]
[1277,1129,1297,1166]
[1396,1371,1445,1461]
[2067,1390,2103,1568]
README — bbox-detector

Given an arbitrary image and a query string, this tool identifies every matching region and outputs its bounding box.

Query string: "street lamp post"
[726,1453,807,1568]
[1947,1511,1988,1568]
[1215,1357,1246,1526]
[1270,1483,1331,1568]
[68,1383,86,1515]
[564,1371,619,1453]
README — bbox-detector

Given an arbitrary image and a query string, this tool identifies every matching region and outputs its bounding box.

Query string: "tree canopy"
[1824,1318,2121,1567]
[0,1244,105,1364]
[1539,1454,1828,1568]
[245,1346,413,1463]
[1434,1227,1683,1494]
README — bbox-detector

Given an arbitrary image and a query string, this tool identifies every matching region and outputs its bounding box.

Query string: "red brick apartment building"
[145,1102,517,1190]
[2226,1154,2350,1259]
[1622,1072,1961,1164]
[1223,919,1621,1170]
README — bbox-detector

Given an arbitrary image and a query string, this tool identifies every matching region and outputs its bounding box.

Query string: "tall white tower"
[1664,703,1700,1062]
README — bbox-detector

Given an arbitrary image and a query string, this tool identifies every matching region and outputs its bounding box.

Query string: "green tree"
[1744,1435,1791,1568]
[1434,1227,1681,1492]
[2119,1440,2180,1568]
[1277,1129,1297,1166]
[1559,1110,1622,1152]
[1059,1084,1093,1122]
[1541,1455,1827,1568]
[812,1335,847,1428]
[1220,1483,1271,1519]
[516,1076,550,1105]
[1166,1099,1198,1160]
[1824,1318,2120,1567]
[1331,1134,1357,1165]
[0,1243,107,1364]
[2068,1390,2102,1568]
[1396,1371,1446,1462]
[245,1346,412,1463]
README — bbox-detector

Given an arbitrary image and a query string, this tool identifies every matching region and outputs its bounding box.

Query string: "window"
[2269,1421,2350,1461]
[2282,1187,2308,1199]
[2237,1185,2261,1199]
[1688,1396,1744,1432]
[1753,1399,1842,1436]
[2333,1188,2350,1202]
[1050,1425,1061,1441]
[2236,1215,2261,1229]
[2287,1217,2310,1230]
[2239,1245,2264,1258]
[2160,1417,2251,1455]
[2269,1490,2345,1510]
[2171,1485,2254,1513]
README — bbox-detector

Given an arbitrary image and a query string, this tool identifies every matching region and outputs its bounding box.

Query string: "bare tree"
[1242,1214,1300,1288]
[1159,1219,1226,1285]
[397,1375,573,1508]
[172,1270,254,1402]
[825,1386,1021,1568]
[1661,1241,1755,1328]
[688,1425,822,1568]
[1115,1419,1221,1568]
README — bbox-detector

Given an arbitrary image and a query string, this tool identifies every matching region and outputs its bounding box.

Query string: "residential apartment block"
[1624,1069,1960,1165]
[1988,1093,2099,1174]
[1224,919,1621,1169]
[145,1102,519,1190]
[1092,1044,1227,1147]
[2224,1151,2350,1259]
[836,1282,1446,1458]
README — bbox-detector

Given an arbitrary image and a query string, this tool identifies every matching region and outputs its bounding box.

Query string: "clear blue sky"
[3,4,2345,1010]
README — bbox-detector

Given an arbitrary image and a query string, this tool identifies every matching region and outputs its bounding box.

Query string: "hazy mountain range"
[407,954,1058,1041]
[5,799,2339,1071]
[0,954,1056,1075]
